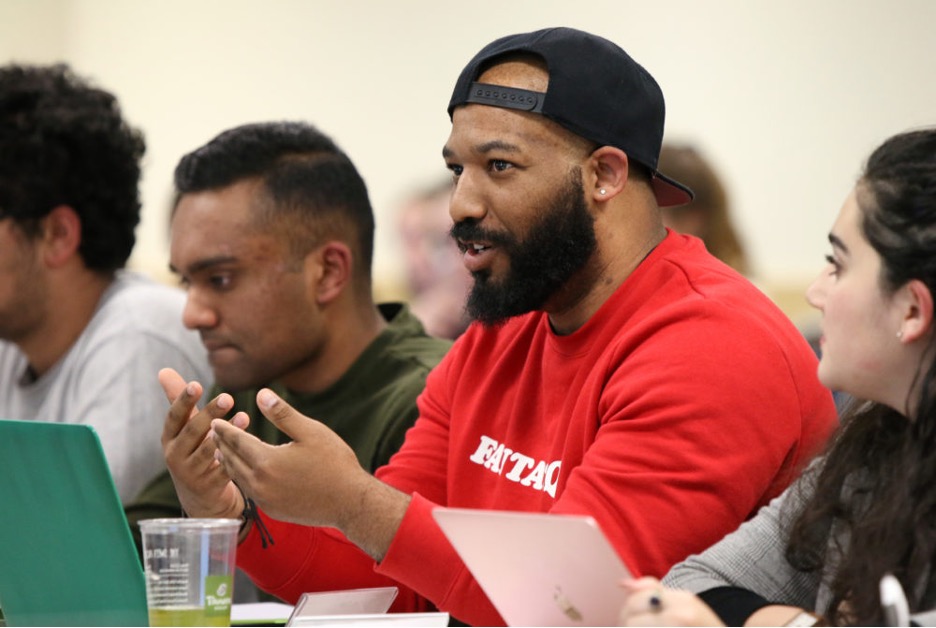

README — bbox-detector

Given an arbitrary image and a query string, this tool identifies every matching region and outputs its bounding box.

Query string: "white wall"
[3,0,935,323]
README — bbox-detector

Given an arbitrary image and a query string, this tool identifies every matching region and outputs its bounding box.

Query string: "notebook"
[432,507,632,627]
[0,420,149,626]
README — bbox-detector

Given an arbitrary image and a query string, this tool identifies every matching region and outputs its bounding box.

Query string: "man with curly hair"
[0,63,212,502]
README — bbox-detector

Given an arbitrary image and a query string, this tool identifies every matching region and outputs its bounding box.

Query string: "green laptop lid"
[0,420,148,626]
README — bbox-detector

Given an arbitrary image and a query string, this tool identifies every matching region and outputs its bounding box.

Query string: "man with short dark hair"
[161,29,838,625]
[0,63,211,503]
[129,121,451,558]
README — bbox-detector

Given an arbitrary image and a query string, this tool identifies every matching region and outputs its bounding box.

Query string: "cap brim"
[651,171,694,208]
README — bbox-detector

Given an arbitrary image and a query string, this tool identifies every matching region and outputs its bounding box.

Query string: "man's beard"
[451,168,597,327]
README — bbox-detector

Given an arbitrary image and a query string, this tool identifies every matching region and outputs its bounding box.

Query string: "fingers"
[158,368,187,404]
[630,589,663,614]
[184,427,226,476]
[182,393,234,450]
[619,579,667,627]
[619,583,724,627]
[211,418,266,489]
[255,389,305,440]
[162,380,203,445]
[621,576,662,593]
[206,399,368,529]
[157,370,250,521]
[163,387,234,460]
[230,410,250,430]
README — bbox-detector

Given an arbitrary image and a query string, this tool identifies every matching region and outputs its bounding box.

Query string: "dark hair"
[173,121,375,278]
[786,128,936,624]
[0,63,145,272]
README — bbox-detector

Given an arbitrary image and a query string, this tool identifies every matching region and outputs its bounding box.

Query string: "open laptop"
[432,507,632,627]
[0,420,149,626]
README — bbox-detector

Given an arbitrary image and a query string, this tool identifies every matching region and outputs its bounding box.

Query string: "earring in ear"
[897,331,904,340]
[599,189,607,196]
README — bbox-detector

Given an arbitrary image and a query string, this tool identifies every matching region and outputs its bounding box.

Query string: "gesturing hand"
[158,367,244,521]
[210,388,410,560]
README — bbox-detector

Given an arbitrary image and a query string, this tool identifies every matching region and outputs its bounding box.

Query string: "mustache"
[449,220,512,247]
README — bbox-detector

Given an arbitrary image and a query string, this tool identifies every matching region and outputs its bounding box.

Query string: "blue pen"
[880,573,910,627]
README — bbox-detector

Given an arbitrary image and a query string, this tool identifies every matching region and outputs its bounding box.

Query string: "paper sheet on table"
[232,602,294,625]
[288,612,449,627]
[232,587,404,626]
[288,587,398,623]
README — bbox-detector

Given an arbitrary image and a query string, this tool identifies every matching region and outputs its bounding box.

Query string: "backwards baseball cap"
[448,27,693,208]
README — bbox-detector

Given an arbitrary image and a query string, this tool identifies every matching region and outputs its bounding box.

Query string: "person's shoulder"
[382,332,452,373]
[97,271,186,320]
[655,233,749,284]
[378,302,453,367]
[652,235,785,314]
[106,270,186,305]
[86,271,194,344]
[0,340,24,382]
[632,238,814,356]
[0,339,19,359]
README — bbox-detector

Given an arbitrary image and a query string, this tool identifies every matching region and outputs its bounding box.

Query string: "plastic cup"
[139,518,240,627]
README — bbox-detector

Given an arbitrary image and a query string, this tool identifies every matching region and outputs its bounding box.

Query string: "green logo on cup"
[204,574,233,618]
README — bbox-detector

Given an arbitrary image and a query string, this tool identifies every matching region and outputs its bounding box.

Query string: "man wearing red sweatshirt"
[160,27,838,626]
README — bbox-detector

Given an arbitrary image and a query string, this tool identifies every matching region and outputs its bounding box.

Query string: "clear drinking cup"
[139,518,240,627]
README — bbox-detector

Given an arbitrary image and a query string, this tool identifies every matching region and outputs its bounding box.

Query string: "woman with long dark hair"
[620,127,936,626]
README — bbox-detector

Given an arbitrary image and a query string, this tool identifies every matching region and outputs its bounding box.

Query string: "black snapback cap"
[448,27,693,208]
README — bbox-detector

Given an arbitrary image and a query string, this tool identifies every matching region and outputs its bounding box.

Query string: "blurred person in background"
[396,177,471,339]
[658,143,752,276]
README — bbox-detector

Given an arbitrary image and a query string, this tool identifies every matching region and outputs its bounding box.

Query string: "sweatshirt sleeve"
[235,509,433,615]
[236,351,505,625]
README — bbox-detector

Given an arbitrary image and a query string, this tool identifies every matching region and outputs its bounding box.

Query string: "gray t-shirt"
[0,271,212,503]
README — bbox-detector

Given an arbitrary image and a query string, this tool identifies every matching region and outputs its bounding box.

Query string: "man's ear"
[40,205,82,268]
[308,241,353,304]
[588,146,630,202]
[897,279,934,343]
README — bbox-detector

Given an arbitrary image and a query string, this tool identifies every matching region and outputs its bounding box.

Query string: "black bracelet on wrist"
[235,483,275,549]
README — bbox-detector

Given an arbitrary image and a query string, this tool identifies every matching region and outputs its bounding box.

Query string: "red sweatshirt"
[237,231,838,626]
